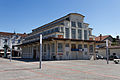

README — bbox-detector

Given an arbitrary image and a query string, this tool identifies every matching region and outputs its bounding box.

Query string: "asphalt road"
[0,58,120,80]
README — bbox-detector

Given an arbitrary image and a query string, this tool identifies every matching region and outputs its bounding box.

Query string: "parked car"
[109,55,119,61]
[96,54,104,60]
[7,54,11,58]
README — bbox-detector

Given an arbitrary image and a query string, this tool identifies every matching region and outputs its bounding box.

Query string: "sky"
[0,0,120,37]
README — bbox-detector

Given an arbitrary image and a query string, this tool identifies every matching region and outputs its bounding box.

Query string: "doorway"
[33,50,36,59]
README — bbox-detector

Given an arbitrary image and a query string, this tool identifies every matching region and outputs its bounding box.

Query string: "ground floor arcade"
[21,38,104,60]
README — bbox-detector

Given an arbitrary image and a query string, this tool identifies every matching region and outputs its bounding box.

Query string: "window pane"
[61,27,64,32]
[78,22,82,28]
[65,43,69,47]
[65,28,69,38]
[60,23,64,25]
[84,30,87,40]
[55,27,60,32]
[44,44,46,52]
[71,21,76,27]
[78,44,82,49]
[78,29,82,39]
[71,44,76,49]
[58,43,63,52]
[51,43,55,52]
[89,45,93,53]
[72,29,76,39]
[84,44,87,48]
[89,30,91,36]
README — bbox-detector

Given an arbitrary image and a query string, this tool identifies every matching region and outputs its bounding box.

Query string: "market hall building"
[21,13,105,60]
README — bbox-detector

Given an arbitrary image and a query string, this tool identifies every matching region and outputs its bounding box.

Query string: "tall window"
[89,30,91,36]
[71,21,76,27]
[44,44,47,52]
[65,43,69,47]
[71,44,76,49]
[89,45,93,53]
[65,28,69,38]
[78,22,82,28]
[78,29,82,40]
[55,27,60,32]
[78,44,82,49]
[60,23,64,25]
[72,29,76,39]
[84,30,87,40]
[84,44,88,48]
[61,27,64,32]
[51,43,55,52]
[58,43,63,52]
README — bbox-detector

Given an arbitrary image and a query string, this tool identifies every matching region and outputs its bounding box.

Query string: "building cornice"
[32,13,85,32]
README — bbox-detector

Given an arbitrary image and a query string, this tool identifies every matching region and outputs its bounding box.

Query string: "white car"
[7,54,11,58]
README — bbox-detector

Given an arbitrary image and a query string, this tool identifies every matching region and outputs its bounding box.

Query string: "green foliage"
[3,45,9,49]
[111,42,119,46]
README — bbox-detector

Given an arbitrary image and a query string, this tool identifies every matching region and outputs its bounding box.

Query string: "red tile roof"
[95,35,111,41]
[0,32,27,37]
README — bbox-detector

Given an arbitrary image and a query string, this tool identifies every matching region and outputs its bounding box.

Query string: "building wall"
[23,13,92,45]
[63,15,89,40]
[97,48,120,58]
[22,40,96,60]
[0,34,24,57]
[21,13,98,60]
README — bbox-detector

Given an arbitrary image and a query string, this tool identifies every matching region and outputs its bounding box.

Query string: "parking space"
[0,58,120,80]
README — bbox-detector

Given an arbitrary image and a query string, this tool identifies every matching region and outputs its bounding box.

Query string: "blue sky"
[0,0,120,37]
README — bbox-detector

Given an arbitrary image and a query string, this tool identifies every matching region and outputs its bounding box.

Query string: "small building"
[97,46,120,58]
[21,13,105,60]
[95,34,114,47]
[0,32,27,57]
[96,35,120,58]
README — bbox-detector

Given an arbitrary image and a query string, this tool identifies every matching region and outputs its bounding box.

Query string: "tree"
[3,45,9,58]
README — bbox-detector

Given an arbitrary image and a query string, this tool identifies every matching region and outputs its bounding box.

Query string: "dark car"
[109,55,114,60]
[109,55,119,61]
[96,54,104,60]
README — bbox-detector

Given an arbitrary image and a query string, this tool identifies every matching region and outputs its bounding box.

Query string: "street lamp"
[9,39,12,62]
[106,39,109,64]
[39,34,42,69]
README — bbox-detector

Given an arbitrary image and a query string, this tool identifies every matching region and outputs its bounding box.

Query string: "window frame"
[71,21,76,27]
[65,28,69,38]
[58,43,63,52]
[78,22,82,28]
[71,29,76,39]
[78,29,82,40]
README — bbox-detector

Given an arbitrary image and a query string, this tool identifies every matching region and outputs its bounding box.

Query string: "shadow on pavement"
[11,57,39,62]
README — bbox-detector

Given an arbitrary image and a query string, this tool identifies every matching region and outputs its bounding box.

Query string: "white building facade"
[21,13,104,60]
[0,32,26,57]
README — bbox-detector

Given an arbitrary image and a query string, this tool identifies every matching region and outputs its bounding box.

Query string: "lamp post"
[3,39,8,58]
[39,34,42,69]
[106,39,109,64]
[10,39,12,62]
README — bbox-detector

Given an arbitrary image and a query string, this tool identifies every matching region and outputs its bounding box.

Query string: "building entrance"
[33,50,36,59]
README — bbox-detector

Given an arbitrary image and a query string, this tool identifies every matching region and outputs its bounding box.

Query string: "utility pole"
[39,34,42,69]
[106,39,109,64]
[10,39,12,62]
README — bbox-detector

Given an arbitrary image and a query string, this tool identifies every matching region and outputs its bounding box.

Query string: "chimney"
[100,34,102,41]
[116,35,119,40]
[24,33,26,34]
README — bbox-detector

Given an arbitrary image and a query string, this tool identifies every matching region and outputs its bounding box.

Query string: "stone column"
[69,21,72,39]
[82,29,84,40]
[31,46,33,59]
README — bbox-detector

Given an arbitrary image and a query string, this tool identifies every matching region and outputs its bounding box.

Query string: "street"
[0,58,120,80]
